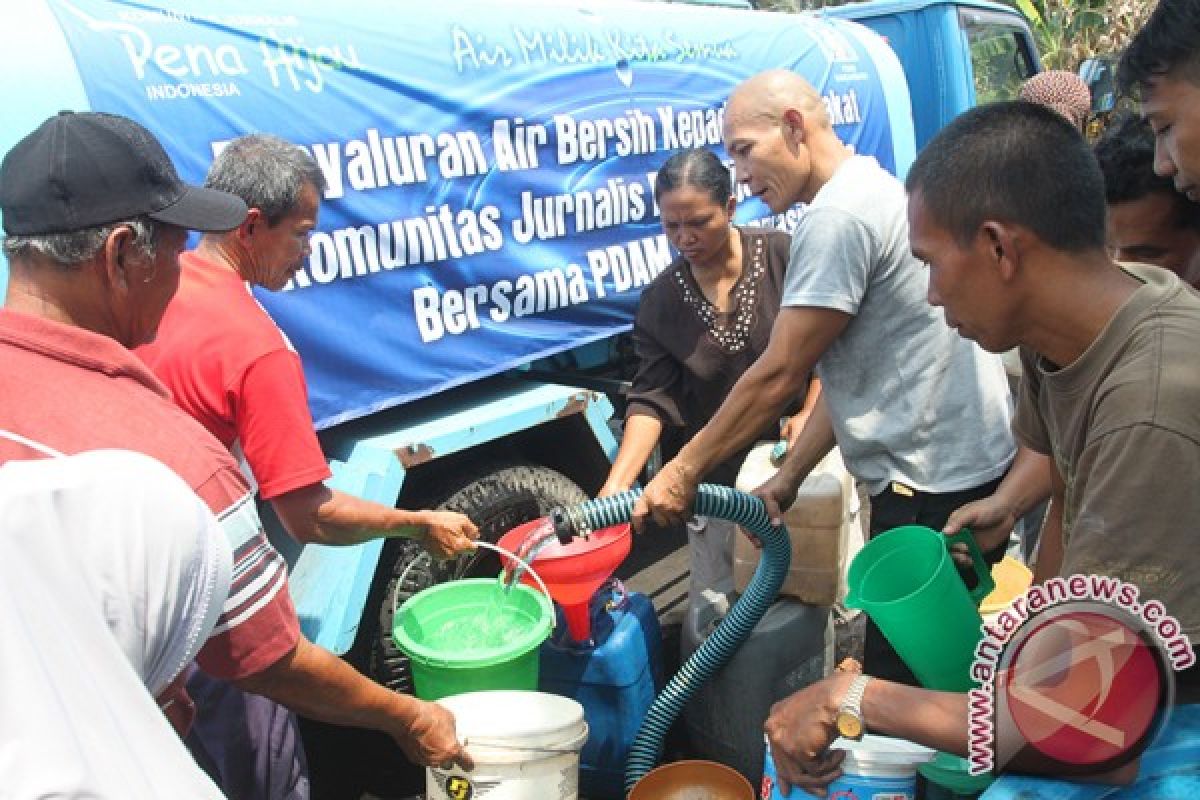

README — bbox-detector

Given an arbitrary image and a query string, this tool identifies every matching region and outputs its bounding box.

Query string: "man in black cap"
[0,111,471,799]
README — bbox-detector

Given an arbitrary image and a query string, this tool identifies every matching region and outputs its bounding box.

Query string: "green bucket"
[393,577,554,701]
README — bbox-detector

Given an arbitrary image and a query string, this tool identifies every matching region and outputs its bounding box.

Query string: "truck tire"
[371,464,588,692]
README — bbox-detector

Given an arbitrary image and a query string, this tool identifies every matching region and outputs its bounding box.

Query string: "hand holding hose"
[752,467,801,527]
[632,459,696,532]
[745,454,805,552]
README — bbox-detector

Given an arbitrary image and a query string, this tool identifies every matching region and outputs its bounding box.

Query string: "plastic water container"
[682,599,832,786]
[683,514,737,657]
[539,586,662,800]
[979,556,1033,628]
[733,444,858,606]
[762,734,934,800]
[427,690,588,800]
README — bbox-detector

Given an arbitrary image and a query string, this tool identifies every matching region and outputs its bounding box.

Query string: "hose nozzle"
[550,506,586,545]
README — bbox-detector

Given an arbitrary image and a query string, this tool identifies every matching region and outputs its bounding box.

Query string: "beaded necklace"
[673,232,765,353]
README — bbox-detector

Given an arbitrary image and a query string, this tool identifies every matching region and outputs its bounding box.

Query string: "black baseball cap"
[0,111,247,236]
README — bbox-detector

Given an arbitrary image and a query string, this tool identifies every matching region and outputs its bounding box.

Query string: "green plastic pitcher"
[844,526,995,692]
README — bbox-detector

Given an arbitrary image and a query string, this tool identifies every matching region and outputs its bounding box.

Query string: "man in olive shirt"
[762,101,1200,797]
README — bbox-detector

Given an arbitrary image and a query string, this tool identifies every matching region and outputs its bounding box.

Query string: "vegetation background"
[755,0,1156,71]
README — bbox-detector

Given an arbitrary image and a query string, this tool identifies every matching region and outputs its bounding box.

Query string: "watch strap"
[840,674,871,717]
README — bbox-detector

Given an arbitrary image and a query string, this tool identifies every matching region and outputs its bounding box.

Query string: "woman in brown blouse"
[601,147,810,496]
[599,148,816,611]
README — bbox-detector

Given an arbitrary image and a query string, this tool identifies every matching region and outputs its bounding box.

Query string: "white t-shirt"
[782,155,1015,494]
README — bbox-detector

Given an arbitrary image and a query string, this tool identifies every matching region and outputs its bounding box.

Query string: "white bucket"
[427,690,589,800]
[763,734,934,800]
[827,735,936,799]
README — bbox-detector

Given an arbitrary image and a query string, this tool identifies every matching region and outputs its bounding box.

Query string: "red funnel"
[498,518,632,643]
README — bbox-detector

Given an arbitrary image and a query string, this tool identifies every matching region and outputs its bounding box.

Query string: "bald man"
[634,70,1015,686]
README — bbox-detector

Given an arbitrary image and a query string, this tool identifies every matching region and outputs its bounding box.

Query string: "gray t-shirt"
[782,155,1014,494]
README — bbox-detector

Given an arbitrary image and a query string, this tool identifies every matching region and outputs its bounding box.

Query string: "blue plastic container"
[538,585,662,800]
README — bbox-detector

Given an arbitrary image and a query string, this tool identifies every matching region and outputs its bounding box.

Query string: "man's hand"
[742,468,803,551]
[753,468,801,526]
[942,495,1015,567]
[394,699,474,771]
[632,459,696,532]
[419,511,479,560]
[764,674,854,796]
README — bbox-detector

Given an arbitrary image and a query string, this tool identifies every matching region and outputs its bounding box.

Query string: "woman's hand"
[596,480,630,498]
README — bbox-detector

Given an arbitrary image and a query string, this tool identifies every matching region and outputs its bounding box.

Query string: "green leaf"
[1015,0,1045,27]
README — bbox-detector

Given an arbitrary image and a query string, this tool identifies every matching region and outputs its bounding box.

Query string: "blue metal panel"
[839,17,918,176]
[824,2,955,151]
[939,7,977,122]
[824,0,1019,20]
[342,381,616,468]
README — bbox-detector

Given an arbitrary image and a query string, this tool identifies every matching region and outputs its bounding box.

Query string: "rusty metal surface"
[554,391,592,419]
[394,442,434,468]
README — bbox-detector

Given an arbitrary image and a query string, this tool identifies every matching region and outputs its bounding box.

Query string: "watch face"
[835,710,864,739]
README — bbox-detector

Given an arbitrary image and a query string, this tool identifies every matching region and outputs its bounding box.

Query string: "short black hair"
[654,148,732,207]
[1118,0,1200,95]
[1095,113,1200,232]
[906,101,1106,252]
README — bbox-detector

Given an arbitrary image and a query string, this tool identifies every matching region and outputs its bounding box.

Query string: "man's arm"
[271,483,477,558]
[754,391,837,524]
[198,476,471,769]
[942,445,1053,561]
[234,637,472,770]
[225,351,474,556]
[633,306,849,530]
[764,673,967,795]
[780,376,822,445]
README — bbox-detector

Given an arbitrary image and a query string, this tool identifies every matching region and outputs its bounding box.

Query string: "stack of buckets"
[390,561,581,800]
[393,521,659,800]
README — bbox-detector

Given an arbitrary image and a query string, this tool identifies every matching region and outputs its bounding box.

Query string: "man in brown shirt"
[760,100,1200,797]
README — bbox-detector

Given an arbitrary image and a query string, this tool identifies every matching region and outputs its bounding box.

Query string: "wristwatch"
[834,674,871,740]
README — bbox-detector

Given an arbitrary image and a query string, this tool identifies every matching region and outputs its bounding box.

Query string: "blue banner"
[47,0,905,428]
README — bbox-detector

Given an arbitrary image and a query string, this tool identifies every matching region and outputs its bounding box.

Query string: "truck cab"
[823,0,1041,149]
